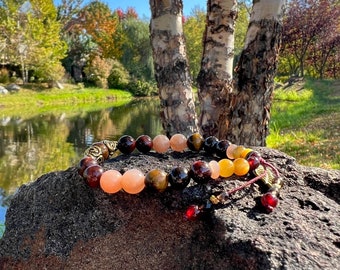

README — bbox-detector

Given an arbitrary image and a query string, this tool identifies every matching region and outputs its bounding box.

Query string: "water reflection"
[0,98,162,222]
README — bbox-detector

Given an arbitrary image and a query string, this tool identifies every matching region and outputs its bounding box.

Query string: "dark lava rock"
[0,148,339,269]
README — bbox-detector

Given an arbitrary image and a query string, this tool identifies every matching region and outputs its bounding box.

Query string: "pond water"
[0,98,163,226]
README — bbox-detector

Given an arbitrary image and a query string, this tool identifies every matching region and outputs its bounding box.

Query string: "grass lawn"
[267,79,339,170]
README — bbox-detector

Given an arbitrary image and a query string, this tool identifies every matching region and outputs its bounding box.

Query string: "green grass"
[0,84,132,117]
[267,78,339,170]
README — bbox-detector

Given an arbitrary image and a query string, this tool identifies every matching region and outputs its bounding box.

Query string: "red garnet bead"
[261,192,279,212]
[185,205,201,220]
[247,155,261,171]
[78,156,98,177]
[203,136,219,155]
[167,167,190,189]
[189,160,212,184]
[117,135,136,154]
[187,133,204,152]
[136,135,153,153]
[83,165,104,188]
[215,140,230,158]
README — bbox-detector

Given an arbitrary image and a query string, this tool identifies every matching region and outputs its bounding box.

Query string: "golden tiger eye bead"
[145,169,168,192]
[187,133,204,152]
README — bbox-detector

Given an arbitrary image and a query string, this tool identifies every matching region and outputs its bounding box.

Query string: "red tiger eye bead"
[78,156,98,177]
[83,165,104,188]
[189,160,212,184]
[136,135,153,153]
[117,135,136,154]
[261,192,279,212]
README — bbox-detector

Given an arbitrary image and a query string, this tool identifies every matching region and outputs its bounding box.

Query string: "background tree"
[149,0,198,137]
[281,0,340,78]
[197,0,238,137]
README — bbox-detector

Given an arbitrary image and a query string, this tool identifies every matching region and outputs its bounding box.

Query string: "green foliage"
[234,3,249,57]
[183,7,205,82]
[107,60,130,90]
[127,79,158,97]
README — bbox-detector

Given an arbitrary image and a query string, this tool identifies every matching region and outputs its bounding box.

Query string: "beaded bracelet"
[77,133,283,220]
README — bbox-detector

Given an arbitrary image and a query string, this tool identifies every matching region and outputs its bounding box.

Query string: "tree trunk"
[226,0,284,146]
[197,0,237,138]
[149,0,198,137]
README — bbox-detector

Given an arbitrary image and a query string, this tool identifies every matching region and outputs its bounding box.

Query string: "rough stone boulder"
[0,148,339,269]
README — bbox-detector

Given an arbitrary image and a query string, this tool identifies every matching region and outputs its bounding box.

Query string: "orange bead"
[100,170,122,194]
[240,148,253,158]
[233,158,250,176]
[152,135,170,153]
[170,133,187,152]
[226,144,237,159]
[233,145,246,159]
[209,160,220,180]
[121,169,145,194]
[218,159,234,178]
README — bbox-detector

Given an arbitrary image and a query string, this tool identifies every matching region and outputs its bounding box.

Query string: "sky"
[55,0,207,19]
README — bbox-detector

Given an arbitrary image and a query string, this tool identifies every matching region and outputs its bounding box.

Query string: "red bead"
[189,160,212,184]
[136,135,153,153]
[247,156,261,170]
[261,192,279,212]
[83,165,104,188]
[184,205,200,220]
[78,156,97,177]
[117,135,136,154]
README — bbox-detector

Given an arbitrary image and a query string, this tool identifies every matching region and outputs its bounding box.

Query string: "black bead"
[167,167,190,189]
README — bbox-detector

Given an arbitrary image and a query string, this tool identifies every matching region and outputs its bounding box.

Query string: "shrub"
[84,56,114,89]
[127,79,158,97]
[107,61,130,90]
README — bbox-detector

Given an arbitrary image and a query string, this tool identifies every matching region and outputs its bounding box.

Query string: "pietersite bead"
[203,136,219,154]
[187,133,204,152]
[189,160,212,184]
[167,167,190,189]
[215,140,230,158]
[145,169,168,192]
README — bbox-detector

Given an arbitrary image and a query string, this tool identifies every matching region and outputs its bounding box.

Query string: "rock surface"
[0,147,339,270]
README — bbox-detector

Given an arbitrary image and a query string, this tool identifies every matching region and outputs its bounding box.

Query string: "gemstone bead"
[247,155,261,170]
[145,169,168,192]
[121,169,145,194]
[233,145,246,159]
[170,133,187,152]
[117,135,136,154]
[218,159,234,178]
[184,205,200,220]
[187,133,204,152]
[226,144,237,159]
[203,136,219,154]
[261,192,279,212]
[241,148,253,158]
[100,170,122,194]
[189,160,212,184]
[246,151,261,159]
[208,160,220,180]
[153,134,170,153]
[215,140,230,158]
[233,158,250,176]
[136,135,153,153]
[78,156,98,177]
[167,167,190,189]
[83,165,104,188]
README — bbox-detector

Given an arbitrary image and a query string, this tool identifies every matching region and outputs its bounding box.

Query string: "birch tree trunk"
[149,0,198,137]
[197,0,237,138]
[227,0,284,146]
